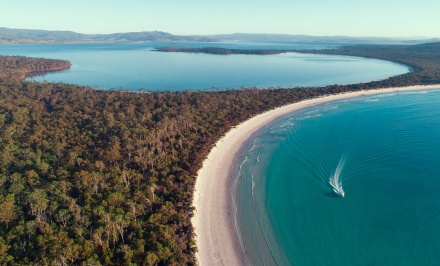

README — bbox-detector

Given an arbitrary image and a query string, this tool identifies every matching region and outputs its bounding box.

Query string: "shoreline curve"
[192,84,440,265]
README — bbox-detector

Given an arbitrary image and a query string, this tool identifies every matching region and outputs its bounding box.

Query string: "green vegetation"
[0,43,440,265]
[154,47,286,55]
[0,55,71,83]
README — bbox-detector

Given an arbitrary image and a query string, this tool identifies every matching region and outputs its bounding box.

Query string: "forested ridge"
[0,43,440,265]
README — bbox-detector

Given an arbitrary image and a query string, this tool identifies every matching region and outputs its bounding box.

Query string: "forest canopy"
[0,42,440,265]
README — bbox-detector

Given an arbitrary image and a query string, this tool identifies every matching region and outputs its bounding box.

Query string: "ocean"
[236,89,440,265]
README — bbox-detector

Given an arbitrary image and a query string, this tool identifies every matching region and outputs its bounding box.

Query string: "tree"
[0,194,16,226]
[27,189,48,222]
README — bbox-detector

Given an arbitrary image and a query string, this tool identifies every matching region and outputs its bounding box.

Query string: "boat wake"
[329,155,345,197]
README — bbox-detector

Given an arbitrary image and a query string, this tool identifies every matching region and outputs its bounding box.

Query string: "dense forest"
[0,55,71,83]
[154,47,287,55]
[0,43,440,265]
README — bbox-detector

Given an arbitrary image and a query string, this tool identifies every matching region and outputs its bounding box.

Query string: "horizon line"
[1,27,438,40]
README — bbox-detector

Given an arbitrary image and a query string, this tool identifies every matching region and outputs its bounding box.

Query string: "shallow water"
[236,89,440,265]
[0,42,409,91]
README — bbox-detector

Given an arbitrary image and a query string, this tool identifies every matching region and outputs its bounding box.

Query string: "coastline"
[192,84,440,265]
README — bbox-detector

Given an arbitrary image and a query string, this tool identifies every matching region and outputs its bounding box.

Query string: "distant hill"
[0,28,212,44]
[208,33,440,44]
[0,27,438,44]
[0,27,85,43]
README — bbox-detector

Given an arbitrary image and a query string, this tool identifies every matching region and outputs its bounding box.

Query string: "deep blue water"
[236,89,440,265]
[0,42,409,91]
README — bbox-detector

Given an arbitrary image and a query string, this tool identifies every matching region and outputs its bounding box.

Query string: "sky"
[1,0,439,38]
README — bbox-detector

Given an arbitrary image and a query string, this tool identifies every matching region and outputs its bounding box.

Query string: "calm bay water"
[237,89,440,265]
[0,42,409,91]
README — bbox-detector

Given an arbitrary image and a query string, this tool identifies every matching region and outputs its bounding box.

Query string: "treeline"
[0,42,440,265]
[154,47,287,55]
[0,55,71,83]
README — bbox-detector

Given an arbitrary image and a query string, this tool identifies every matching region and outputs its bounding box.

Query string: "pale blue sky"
[1,0,439,37]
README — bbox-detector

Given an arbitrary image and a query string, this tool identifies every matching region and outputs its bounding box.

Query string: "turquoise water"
[0,43,409,91]
[236,89,440,265]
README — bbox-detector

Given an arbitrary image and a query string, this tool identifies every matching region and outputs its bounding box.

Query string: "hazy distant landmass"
[1,27,439,44]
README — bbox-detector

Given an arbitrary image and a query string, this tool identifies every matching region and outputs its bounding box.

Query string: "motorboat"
[333,186,345,197]
[329,180,345,197]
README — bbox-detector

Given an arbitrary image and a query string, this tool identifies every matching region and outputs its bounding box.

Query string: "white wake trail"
[329,155,346,197]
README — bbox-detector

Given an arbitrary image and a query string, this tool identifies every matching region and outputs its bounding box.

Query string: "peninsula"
[0,42,440,264]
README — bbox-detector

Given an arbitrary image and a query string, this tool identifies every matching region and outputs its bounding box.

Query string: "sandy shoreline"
[192,84,440,265]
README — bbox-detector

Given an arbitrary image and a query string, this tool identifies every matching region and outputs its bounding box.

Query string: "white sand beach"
[192,84,440,265]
